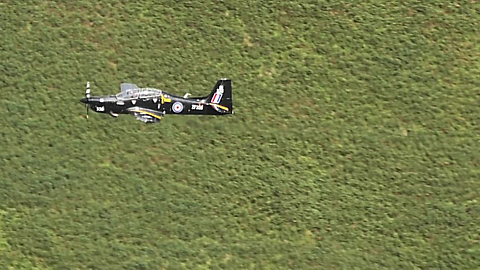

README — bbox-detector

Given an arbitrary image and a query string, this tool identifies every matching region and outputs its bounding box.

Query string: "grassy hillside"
[1,0,479,269]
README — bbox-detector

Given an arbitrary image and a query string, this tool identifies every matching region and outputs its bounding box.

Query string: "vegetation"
[1,0,479,268]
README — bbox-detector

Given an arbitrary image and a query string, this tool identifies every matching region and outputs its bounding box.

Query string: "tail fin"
[206,79,233,114]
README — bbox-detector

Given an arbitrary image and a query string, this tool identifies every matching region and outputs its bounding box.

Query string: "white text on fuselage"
[191,104,204,110]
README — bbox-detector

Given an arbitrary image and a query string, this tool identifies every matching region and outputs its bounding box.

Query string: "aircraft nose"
[80,98,88,104]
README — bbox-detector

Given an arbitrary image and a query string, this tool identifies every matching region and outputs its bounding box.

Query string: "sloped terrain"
[1,1,479,269]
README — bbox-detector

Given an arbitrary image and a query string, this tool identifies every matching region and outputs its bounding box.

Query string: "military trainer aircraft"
[80,79,233,123]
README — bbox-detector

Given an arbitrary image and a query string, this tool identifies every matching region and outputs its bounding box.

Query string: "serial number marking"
[192,104,204,110]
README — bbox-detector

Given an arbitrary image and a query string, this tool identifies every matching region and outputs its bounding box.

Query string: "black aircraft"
[80,79,233,123]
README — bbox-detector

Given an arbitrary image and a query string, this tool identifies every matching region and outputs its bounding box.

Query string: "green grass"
[1,0,480,269]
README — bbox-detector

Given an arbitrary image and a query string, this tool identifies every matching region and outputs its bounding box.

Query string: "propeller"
[85,82,90,119]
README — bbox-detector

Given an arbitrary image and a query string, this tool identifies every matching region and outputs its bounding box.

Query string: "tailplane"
[205,79,233,114]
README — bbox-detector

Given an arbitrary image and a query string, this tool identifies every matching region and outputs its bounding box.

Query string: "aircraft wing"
[120,83,139,92]
[127,107,164,123]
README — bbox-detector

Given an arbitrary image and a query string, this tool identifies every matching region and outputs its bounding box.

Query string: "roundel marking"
[172,102,184,113]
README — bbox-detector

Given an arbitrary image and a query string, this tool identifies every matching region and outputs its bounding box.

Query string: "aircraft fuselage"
[80,79,233,123]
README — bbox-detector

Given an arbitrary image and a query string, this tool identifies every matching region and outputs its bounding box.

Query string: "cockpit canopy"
[116,83,162,99]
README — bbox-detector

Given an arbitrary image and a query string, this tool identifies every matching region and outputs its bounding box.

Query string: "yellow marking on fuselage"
[135,109,163,120]
[161,94,171,104]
